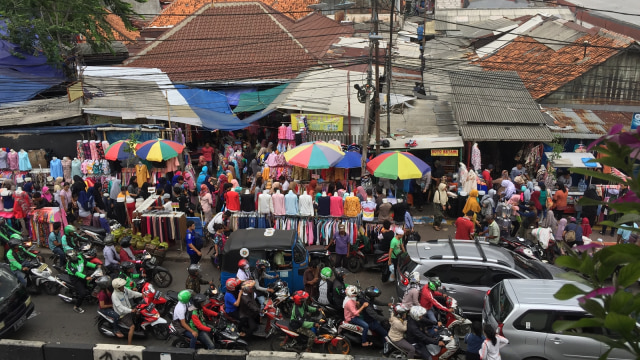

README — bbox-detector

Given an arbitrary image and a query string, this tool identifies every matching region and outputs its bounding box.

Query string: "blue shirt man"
[48,222,66,267]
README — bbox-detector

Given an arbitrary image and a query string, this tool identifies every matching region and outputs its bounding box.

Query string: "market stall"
[545,152,602,215]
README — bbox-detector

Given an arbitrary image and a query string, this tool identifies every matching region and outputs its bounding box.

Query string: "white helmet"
[409,305,427,321]
[394,304,408,316]
[345,285,359,297]
[409,271,420,286]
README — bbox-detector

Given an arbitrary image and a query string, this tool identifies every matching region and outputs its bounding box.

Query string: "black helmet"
[95,276,111,289]
[364,286,381,299]
[334,267,346,280]
[104,234,115,246]
[120,261,135,271]
[192,293,208,309]
[8,238,21,248]
[120,236,132,248]
[188,264,200,276]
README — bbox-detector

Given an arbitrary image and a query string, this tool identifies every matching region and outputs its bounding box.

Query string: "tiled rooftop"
[104,11,141,44]
[126,2,320,82]
[149,0,316,27]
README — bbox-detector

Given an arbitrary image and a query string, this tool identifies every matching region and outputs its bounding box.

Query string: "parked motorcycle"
[269,312,350,354]
[56,267,103,305]
[346,236,388,273]
[307,245,334,270]
[23,259,65,295]
[499,235,542,260]
[96,291,170,340]
[77,224,120,247]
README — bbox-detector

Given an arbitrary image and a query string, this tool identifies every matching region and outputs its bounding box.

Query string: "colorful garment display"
[18,150,32,171]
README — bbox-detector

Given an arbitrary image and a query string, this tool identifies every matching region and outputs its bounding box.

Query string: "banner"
[291,114,343,132]
[431,149,458,156]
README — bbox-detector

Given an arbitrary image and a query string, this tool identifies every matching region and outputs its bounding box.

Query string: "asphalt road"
[8,251,398,355]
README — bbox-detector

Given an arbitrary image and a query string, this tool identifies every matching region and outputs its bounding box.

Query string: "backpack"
[564,229,576,243]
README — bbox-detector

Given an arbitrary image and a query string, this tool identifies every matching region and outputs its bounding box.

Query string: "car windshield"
[0,266,19,302]
[510,252,553,279]
[399,258,418,275]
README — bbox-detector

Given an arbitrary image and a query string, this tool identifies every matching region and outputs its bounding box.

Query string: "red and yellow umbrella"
[135,139,185,162]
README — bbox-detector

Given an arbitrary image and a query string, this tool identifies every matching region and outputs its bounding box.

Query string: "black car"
[0,263,34,338]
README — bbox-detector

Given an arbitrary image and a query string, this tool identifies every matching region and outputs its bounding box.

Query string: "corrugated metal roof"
[449,70,547,124]
[544,107,607,139]
[525,19,583,51]
[453,18,518,40]
[0,97,82,126]
[434,7,575,31]
[460,124,553,141]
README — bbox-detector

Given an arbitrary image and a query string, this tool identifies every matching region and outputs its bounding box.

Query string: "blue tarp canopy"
[0,20,65,104]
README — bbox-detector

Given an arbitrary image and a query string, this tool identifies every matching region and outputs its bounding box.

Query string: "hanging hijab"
[463,189,482,214]
[502,180,516,199]
[581,217,593,237]
[555,218,567,240]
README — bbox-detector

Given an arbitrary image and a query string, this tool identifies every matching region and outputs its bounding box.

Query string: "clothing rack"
[139,211,187,251]
[29,207,68,247]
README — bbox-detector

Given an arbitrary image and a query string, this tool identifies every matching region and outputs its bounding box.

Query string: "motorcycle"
[23,259,65,295]
[77,223,120,247]
[499,235,542,260]
[134,251,173,288]
[50,240,103,268]
[171,313,248,350]
[268,279,293,318]
[307,245,334,270]
[96,291,170,340]
[382,326,462,360]
[269,312,350,354]
[139,281,170,317]
[56,267,103,305]
[346,236,388,273]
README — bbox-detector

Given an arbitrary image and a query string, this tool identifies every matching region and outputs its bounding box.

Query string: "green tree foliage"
[0,0,143,65]
[553,124,640,359]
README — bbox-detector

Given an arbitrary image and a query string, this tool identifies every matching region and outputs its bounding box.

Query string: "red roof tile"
[476,28,634,99]
[102,11,141,44]
[126,2,319,82]
[283,12,353,59]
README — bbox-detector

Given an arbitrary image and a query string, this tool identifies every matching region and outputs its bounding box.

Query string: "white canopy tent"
[545,152,601,169]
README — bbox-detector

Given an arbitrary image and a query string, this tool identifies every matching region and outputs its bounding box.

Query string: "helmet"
[320,267,332,280]
[10,234,22,240]
[226,278,241,292]
[334,267,346,281]
[142,283,156,297]
[428,281,437,291]
[104,235,115,246]
[431,277,441,289]
[192,293,208,309]
[112,277,127,289]
[177,289,193,304]
[65,249,78,260]
[95,276,111,289]
[120,236,132,248]
[364,286,381,299]
[345,285,359,297]
[120,261,135,271]
[394,304,408,316]
[238,259,249,268]
[241,280,256,292]
[188,264,200,276]
[256,259,270,270]
[8,238,21,248]
[64,225,76,236]
[292,290,310,306]
[409,271,420,286]
[409,306,427,321]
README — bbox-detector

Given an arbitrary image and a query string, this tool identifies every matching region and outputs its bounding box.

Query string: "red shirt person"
[454,211,476,240]
[201,143,215,163]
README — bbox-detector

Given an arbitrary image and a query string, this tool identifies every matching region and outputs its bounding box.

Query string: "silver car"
[395,239,567,316]
[483,279,634,360]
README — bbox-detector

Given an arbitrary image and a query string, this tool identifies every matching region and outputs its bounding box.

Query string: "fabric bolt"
[344,196,361,217]
[329,196,343,217]
[95,141,105,160]
[0,150,7,168]
[299,193,314,216]
[50,158,63,179]
[271,191,285,216]
[76,141,84,161]
[284,191,298,215]
[83,141,92,160]
[89,141,98,161]
[18,151,32,171]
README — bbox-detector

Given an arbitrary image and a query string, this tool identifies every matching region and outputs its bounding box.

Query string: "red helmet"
[292,290,310,306]
[226,278,241,292]
[238,259,249,268]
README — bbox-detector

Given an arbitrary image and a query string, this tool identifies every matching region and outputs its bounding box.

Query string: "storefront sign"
[291,114,343,132]
[431,149,458,156]
[632,113,640,130]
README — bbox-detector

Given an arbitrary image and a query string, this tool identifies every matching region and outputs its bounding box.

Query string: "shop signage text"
[291,114,343,132]
[431,149,459,156]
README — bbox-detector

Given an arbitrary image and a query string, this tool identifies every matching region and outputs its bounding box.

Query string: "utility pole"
[361,47,373,173]
[374,0,381,155]
[386,0,394,137]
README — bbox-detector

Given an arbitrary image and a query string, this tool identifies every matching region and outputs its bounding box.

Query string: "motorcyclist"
[358,286,389,338]
[388,305,415,359]
[6,236,38,287]
[186,264,212,294]
[111,278,143,345]
[316,267,333,306]
[117,261,142,291]
[66,248,99,313]
[429,277,451,308]
[224,278,243,334]
[61,225,79,251]
[173,289,200,349]
[48,222,66,268]
[236,259,252,281]
[238,280,260,337]
[406,306,444,360]
[103,235,120,276]
[95,275,124,338]
[343,285,373,347]
[401,271,421,309]
[119,236,143,263]
[331,267,347,308]
[188,293,216,349]
[419,280,450,325]
[252,259,277,309]
[290,290,320,352]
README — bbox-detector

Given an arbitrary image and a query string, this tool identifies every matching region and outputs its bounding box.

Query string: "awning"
[371,135,464,150]
[545,152,601,169]
[176,85,232,114]
[233,84,288,113]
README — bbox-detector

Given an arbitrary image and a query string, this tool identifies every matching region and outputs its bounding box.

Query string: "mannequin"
[272,188,285,216]
[71,157,83,179]
[361,190,376,222]
[50,155,63,179]
[285,188,299,216]
[0,148,7,169]
[18,149,31,171]
[258,189,274,215]
[61,156,72,183]
[13,186,30,235]
[23,177,33,194]
[344,191,361,217]
[7,149,18,170]
[378,198,393,222]
[240,188,255,212]
[317,190,331,216]
[299,190,313,216]
[330,192,343,217]
[224,186,240,212]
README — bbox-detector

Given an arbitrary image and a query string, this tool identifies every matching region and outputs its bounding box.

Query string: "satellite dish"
[240,248,250,258]
[307,2,328,9]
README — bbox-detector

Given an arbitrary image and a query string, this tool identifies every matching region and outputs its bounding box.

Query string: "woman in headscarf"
[501,179,516,199]
[127,176,139,198]
[92,182,106,211]
[539,209,558,234]
[463,189,482,216]
[41,186,53,204]
[356,186,367,202]
[582,185,601,226]
[530,186,542,214]
[78,186,95,225]
[172,171,183,186]
[481,189,496,219]
[432,183,449,231]
[200,184,214,224]
[215,174,228,213]
[555,218,567,242]
[581,217,593,238]
[71,175,86,196]
[197,166,209,189]
[523,181,534,203]
[231,179,239,189]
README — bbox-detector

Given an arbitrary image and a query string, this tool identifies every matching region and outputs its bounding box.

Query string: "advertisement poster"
[291,114,343,132]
